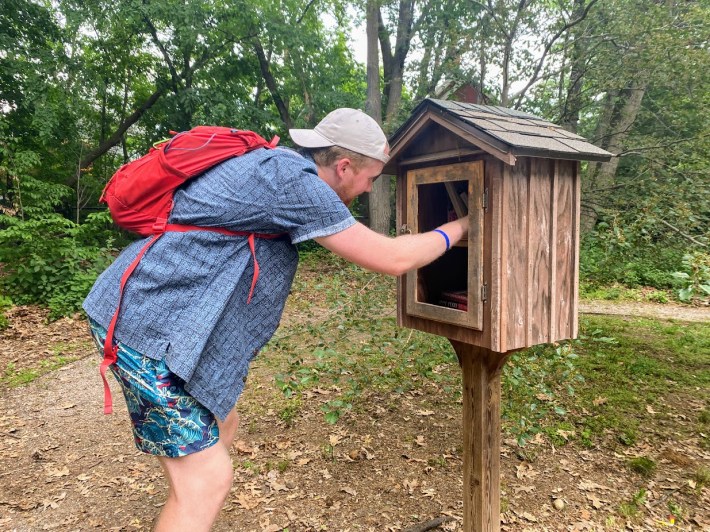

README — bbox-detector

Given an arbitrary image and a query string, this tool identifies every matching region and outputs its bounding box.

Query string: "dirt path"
[1,300,708,531]
[579,301,708,323]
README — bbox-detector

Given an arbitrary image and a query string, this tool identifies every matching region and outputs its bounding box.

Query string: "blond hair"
[309,146,372,172]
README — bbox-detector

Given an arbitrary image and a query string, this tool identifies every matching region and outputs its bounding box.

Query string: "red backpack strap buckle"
[151,217,168,234]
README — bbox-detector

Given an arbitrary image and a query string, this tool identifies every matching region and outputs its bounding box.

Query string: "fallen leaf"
[646,405,658,415]
[421,488,436,499]
[234,492,264,510]
[519,511,538,522]
[329,434,343,447]
[586,493,603,509]
[416,410,435,416]
[341,486,357,496]
[529,433,546,445]
[403,479,419,494]
[47,466,70,478]
[593,397,607,406]
[556,429,575,441]
[234,440,254,455]
[515,463,538,480]
[415,435,426,447]
[578,481,612,491]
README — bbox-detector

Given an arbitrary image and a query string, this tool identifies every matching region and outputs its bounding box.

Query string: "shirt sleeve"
[269,149,356,244]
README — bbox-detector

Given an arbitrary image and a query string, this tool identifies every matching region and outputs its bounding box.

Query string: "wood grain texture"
[451,341,510,532]
[527,158,553,344]
[504,158,530,350]
[487,159,504,352]
[404,161,484,331]
[572,161,581,338]
[549,162,559,342]
[554,160,575,340]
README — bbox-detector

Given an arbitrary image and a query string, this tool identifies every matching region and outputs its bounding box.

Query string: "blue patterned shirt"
[83,147,355,419]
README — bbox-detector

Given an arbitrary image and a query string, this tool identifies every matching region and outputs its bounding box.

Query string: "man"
[83,108,468,530]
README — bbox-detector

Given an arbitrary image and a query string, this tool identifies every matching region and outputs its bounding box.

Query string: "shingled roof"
[388,98,612,166]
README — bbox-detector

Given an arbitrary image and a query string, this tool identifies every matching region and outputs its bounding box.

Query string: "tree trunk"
[253,38,292,130]
[582,82,646,231]
[366,0,390,235]
[560,0,585,133]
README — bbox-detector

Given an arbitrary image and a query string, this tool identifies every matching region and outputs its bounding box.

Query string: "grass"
[1,337,91,388]
[580,282,675,303]
[627,456,657,476]
[2,353,82,387]
[263,251,710,455]
[619,488,647,518]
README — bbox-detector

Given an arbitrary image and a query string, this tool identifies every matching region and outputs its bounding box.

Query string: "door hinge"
[483,187,489,211]
[481,283,488,302]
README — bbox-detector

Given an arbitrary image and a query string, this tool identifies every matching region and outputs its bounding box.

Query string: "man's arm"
[315,217,468,276]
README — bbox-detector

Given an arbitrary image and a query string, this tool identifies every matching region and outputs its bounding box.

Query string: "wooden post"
[450,340,510,532]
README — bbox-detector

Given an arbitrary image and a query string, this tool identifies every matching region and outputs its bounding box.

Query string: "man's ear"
[335,158,351,179]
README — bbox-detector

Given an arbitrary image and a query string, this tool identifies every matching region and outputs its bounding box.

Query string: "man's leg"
[153,408,240,531]
[155,442,234,532]
[217,408,240,450]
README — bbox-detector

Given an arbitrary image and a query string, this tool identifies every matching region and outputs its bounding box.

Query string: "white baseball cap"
[289,108,390,163]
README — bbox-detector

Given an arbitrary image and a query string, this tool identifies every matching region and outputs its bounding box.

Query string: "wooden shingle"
[386,98,612,169]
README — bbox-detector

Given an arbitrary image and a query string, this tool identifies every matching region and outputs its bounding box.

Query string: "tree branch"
[74,85,167,182]
[512,0,601,108]
[142,16,181,93]
[616,134,709,156]
[658,219,707,248]
[253,37,292,129]
[296,0,318,24]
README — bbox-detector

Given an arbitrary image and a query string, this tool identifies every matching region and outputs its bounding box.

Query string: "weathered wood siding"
[497,157,579,351]
[396,151,580,352]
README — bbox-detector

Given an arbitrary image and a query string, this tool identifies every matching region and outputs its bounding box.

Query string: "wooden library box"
[384,98,612,352]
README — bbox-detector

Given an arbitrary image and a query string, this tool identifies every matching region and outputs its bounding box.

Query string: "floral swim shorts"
[89,319,219,457]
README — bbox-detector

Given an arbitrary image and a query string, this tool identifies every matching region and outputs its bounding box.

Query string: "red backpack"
[98,126,280,414]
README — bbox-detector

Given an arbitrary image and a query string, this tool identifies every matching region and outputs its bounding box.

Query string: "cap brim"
[288,129,334,148]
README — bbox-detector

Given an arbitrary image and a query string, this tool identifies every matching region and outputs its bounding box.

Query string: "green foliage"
[0,295,12,330]
[2,353,80,387]
[619,488,647,518]
[693,467,710,490]
[627,456,656,477]
[502,342,583,446]
[570,316,709,448]
[580,223,684,290]
[267,251,460,425]
[673,251,710,304]
[0,212,116,318]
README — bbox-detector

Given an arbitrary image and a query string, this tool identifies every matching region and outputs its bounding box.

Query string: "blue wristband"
[433,229,450,251]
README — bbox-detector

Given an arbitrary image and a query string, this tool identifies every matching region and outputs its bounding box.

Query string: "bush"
[580,224,684,290]
[672,251,710,303]
[0,211,116,319]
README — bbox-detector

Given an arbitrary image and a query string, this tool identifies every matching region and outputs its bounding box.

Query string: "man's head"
[289,109,389,205]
